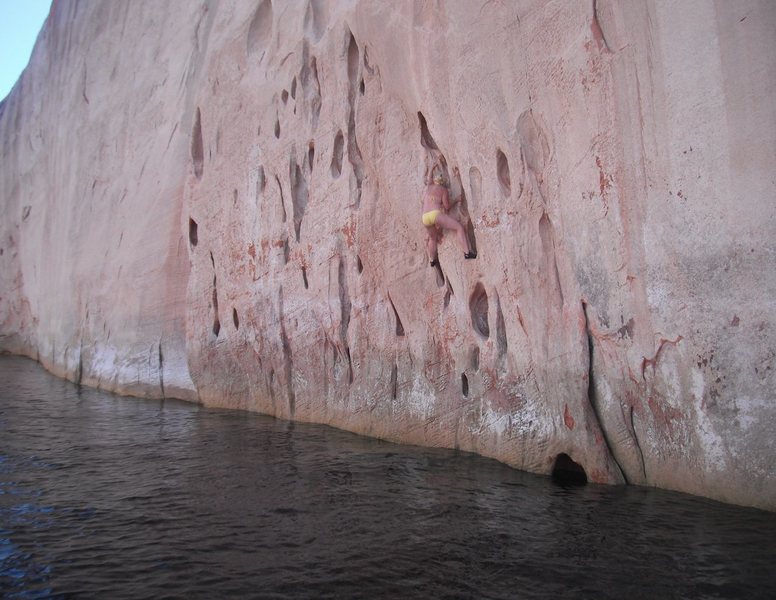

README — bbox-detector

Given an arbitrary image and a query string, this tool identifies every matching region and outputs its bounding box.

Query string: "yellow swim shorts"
[422,209,441,226]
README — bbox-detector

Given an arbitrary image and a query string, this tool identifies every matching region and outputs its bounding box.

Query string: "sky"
[0,0,52,101]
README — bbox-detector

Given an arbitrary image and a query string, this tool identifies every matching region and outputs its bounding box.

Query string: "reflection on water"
[1,355,775,599]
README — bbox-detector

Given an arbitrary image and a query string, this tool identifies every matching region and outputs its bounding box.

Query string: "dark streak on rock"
[582,300,627,482]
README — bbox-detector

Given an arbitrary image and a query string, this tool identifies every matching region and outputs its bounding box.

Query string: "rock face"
[1,0,775,509]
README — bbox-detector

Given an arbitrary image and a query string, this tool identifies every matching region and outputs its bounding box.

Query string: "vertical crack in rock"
[582,301,627,482]
[301,265,308,289]
[417,112,439,150]
[391,363,398,400]
[387,293,405,337]
[290,150,308,242]
[471,347,480,371]
[346,346,354,385]
[281,89,289,104]
[257,165,266,201]
[331,130,344,178]
[461,373,469,398]
[539,212,564,308]
[469,282,490,339]
[356,255,363,274]
[443,279,453,308]
[191,107,204,179]
[629,404,647,480]
[268,369,277,413]
[247,0,273,57]
[158,341,165,398]
[278,286,295,417]
[290,76,297,99]
[274,115,280,138]
[274,174,287,222]
[76,339,84,386]
[307,142,315,173]
[338,255,351,346]
[282,235,290,264]
[434,261,446,288]
[496,148,512,196]
[188,218,198,247]
[516,303,528,337]
[346,32,365,207]
[212,275,221,337]
[232,307,239,330]
[495,291,508,358]
[453,168,478,254]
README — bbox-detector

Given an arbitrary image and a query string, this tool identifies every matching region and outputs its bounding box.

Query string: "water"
[1,356,775,599]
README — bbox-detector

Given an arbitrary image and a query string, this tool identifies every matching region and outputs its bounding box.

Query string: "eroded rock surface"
[1,0,775,510]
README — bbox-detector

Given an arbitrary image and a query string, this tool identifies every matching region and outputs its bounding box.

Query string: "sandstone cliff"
[1,0,775,510]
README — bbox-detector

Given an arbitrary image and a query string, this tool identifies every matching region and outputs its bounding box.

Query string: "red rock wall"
[1,0,775,510]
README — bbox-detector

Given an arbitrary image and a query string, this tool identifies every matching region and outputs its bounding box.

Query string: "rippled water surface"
[2,356,776,599]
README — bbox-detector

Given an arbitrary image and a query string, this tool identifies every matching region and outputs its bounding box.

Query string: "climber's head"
[433,173,444,185]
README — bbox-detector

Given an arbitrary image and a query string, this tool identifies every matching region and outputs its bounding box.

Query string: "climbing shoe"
[464,251,477,259]
[430,258,439,267]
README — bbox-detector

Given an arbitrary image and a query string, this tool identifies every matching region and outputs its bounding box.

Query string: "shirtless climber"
[422,171,476,266]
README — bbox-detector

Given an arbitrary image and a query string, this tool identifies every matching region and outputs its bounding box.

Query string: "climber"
[422,170,476,267]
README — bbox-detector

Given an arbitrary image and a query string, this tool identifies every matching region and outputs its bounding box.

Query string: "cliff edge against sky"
[1,0,775,510]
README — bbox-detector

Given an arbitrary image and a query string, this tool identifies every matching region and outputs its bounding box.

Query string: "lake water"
[1,355,775,599]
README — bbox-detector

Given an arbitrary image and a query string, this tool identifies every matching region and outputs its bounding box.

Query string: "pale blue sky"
[0,0,51,101]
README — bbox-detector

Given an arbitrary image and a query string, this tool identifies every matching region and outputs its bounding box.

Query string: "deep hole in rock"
[302,266,308,289]
[551,453,588,486]
[469,282,490,339]
[496,148,511,195]
[461,373,469,398]
[346,346,354,385]
[212,286,220,337]
[308,142,315,172]
[274,118,280,139]
[233,308,239,330]
[191,108,204,179]
[356,255,363,274]
[331,130,344,178]
[347,32,359,90]
[189,218,198,247]
[359,79,365,95]
[257,166,266,196]
[281,89,288,104]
